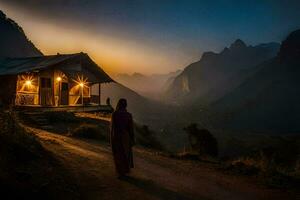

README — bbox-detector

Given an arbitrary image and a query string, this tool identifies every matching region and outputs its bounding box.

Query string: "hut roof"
[0,53,113,83]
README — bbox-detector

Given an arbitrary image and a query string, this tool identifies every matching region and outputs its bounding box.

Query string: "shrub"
[70,123,106,140]
[225,138,300,188]
[175,151,200,161]
[135,124,163,150]
[226,159,260,175]
[0,111,44,162]
[229,137,300,174]
[44,111,79,123]
[184,123,218,157]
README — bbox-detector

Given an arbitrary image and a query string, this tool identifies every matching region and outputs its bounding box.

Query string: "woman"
[110,98,135,178]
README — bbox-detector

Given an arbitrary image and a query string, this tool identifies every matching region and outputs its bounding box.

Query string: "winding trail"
[27,127,296,200]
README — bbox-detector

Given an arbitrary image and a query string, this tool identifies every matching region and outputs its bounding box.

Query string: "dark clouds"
[2,0,300,45]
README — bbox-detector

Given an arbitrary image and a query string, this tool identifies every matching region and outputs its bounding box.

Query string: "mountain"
[101,82,175,129]
[213,29,300,133]
[114,70,182,100]
[101,82,148,117]
[165,40,280,105]
[0,10,42,57]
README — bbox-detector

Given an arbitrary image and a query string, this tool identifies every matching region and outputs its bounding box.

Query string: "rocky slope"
[165,40,280,105]
[213,29,300,132]
[0,10,42,57]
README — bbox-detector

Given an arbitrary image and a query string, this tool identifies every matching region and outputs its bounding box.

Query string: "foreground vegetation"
[222,135,300,188]
[171,123,300,189]
[0,110,79,199]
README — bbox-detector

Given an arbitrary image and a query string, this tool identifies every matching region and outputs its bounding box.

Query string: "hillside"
[101,82,150,118]
[0,111,78,199]
[213,29,300,132]
[101,83,165,125]
[0,10,42,57]
[165,40,279,105]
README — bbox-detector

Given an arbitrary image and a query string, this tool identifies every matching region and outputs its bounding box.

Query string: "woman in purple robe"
[110,98,135,178]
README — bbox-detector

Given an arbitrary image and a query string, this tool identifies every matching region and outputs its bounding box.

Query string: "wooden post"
[38,76,41,105]
[52,70,55,106]
[98,83,101,105]
[58,81,61,106]
[81,86,84,105]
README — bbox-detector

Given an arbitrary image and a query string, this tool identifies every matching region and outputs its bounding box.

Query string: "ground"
[24,126,298,200]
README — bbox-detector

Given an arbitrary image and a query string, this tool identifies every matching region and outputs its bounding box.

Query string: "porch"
[14,104,113,113]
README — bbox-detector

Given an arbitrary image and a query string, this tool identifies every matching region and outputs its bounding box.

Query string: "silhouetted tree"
[184,123,218,157]
[135,124,163,150]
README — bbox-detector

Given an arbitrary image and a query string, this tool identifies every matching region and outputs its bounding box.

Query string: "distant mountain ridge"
[115,70,182,100]
[0,10,42,57]
[165,40,280,105]
[213,29,300,132]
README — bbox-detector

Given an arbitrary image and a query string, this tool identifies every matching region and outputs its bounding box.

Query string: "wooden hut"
[0,52,114,112]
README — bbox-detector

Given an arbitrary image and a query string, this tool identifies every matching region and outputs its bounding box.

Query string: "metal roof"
[0,53,114,83]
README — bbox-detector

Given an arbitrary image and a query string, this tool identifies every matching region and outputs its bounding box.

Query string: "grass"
[222,139,300,189]
[0,110,79,199]
[170,125,300,189]
[0,111,44,162]
[69,123,108,140]
[44,111,80,123]
[224,158,300,189]
[135,124,164,151]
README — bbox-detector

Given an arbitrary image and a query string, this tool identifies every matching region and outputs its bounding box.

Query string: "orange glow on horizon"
[0,3,189,75]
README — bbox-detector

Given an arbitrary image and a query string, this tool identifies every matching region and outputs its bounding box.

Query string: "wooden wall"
[0,75,17,107]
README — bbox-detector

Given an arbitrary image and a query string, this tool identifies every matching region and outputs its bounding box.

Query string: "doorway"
[40,77,53,106]
[60,82,69,105]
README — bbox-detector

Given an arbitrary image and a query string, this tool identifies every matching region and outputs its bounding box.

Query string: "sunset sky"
[0,0,299,75]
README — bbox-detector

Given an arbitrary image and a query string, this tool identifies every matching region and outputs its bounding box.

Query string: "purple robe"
[110,109,134,176]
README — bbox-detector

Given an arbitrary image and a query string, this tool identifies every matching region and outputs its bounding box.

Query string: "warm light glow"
[73,75,88,88]
[56,77,62,82]
[25,80,32,86]
[20,75,36,91]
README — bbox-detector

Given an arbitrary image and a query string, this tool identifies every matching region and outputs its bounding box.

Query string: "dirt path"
[27,127,296,200]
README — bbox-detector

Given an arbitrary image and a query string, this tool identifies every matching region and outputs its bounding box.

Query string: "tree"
[184,123,218,157]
